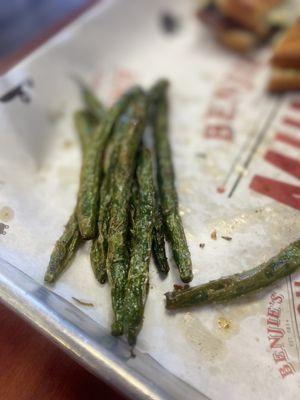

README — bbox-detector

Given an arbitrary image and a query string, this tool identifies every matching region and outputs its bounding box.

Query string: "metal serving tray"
[1,0,299,399]
[0,1,206,398]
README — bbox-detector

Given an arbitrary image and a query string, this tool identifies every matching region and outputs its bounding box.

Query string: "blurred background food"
[197,0,299,52]
[268,20,300,91]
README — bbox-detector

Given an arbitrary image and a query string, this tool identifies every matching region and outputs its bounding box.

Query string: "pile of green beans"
[44,80,192,345]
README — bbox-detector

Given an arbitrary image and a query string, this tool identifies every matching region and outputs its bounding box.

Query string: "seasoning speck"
[217,186,225,194]
[72,297,94,307]
[173,284,184,291]
[160,12,180,33]
[196,152,207,159]
[199,243,205,249]
[211,230,217,240]
[63,140,74,149]
[221,235,232,241]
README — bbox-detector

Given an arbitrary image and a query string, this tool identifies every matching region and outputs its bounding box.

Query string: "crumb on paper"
[217,316,231,330]
[199,243,205,249]
[235,164,248,176]
[174,284,190,291]
[72,297,94,307]
[160,12,180,34]
[63,140,74,149]
[221,235,232,241]
[195,152,207,159]
[211,230,217,240]
[173,284,184,291]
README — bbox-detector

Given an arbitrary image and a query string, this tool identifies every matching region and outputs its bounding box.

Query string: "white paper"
[0,0,300,399]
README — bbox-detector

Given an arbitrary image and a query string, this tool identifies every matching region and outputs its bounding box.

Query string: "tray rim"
[0,257,207,400]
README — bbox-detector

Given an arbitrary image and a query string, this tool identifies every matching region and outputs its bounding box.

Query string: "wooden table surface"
[0,2,127,399]
[0,302,127,400]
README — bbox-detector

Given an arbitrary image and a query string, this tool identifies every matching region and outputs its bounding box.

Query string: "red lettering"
[225,73,253,90]
[268,327,285,337]
[294,282,300,287]
[264,150,300,180]
[275,133,300,149]
[290,101,300,111]
[271,293,284,304]
[207,104,235,120]
[279,363,295,379]
[214,87,237,99]
[268,326,285,349]
[267,317,280,327]
[283,117,300,129]
[269,337,283,349]
[273,349,288,363]
[267,307,280,319]
[250,175,300,211]
[203,125,233,141]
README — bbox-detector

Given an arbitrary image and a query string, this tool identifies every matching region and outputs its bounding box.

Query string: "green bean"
[90,88,144,283]
[149,79,193,283]
[44,214,81,284]
[106,93,147,336]
[77,86,143,239]
[165,240,300,309]
[152,194,170,275]
[44,111,97,283]
[80,84,106,122]
[74,110,98,152]
[123,148,155,345]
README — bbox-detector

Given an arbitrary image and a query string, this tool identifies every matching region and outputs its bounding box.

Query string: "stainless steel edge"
[0,258,207,400]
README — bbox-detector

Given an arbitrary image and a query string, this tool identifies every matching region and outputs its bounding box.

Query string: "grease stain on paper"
[182,300,264,361]
[183,313,227,362]
[215,298,264,325]
[0,206,14,222]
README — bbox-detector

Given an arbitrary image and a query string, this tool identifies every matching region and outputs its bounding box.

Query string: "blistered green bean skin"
[165,240,300,309]
[90,88,144,284]
[44,214,81,283]
[152,195,169,275]
[77,86,142,239]
[74,110,98,153]
[149,80,192,283]
[123,148,155,345]
[81,86,106,122]
[106,94,147,336]
[90,166,113,284]
[44,111,96,283]
[90,157,118,284]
